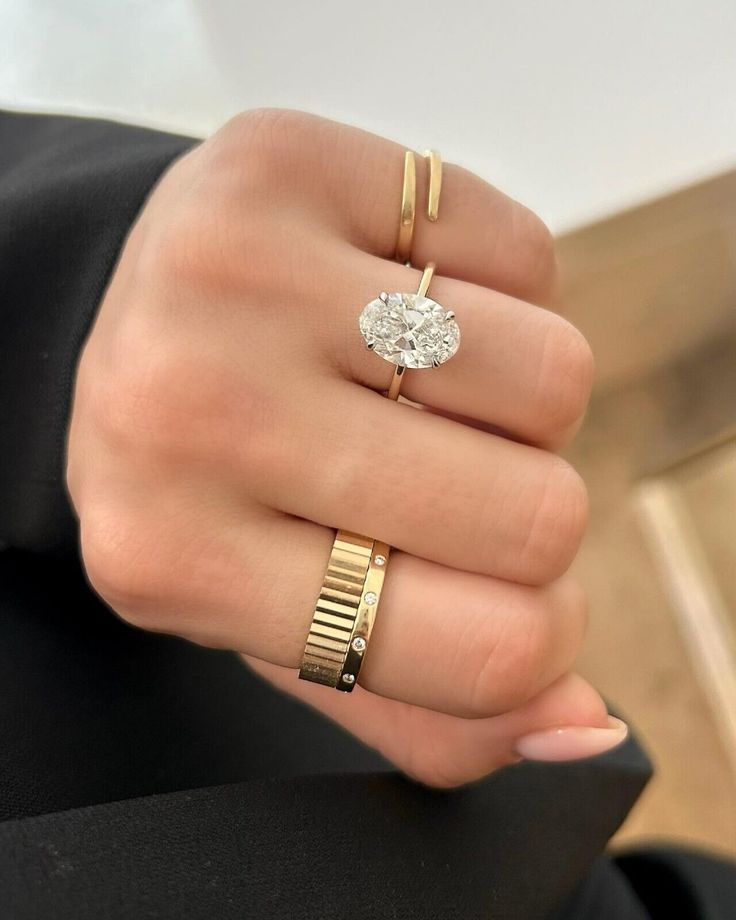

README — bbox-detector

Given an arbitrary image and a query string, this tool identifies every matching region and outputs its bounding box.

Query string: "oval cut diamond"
[359,292,460,369]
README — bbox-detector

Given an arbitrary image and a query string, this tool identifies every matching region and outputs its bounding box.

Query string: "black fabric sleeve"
[0,547,656,920]
[0,110,194,555]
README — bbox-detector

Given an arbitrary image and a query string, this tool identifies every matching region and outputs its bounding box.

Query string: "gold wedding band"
[300,147,447,693]
[299,532,390,691]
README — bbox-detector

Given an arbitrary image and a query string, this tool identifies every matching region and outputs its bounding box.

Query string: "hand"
[67,109,626,787]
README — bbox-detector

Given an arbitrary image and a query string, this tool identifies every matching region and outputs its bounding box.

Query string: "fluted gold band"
[299,530,390,692]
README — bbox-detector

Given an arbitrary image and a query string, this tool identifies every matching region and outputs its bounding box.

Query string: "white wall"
[1,0,735,231]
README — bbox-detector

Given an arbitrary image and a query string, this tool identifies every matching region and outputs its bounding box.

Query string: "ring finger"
[95,499,588,720]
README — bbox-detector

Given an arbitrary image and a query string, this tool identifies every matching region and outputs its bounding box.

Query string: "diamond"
[351,637,366,652]
[374,555,386,567]
[364,591,378,605]
[342,673,356,684]
[359,292,460,369]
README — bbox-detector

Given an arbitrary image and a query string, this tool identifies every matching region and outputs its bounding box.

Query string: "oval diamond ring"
[359,262,460,400]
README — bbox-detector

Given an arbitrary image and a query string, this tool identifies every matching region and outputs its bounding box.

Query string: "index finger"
[229,109,557,305]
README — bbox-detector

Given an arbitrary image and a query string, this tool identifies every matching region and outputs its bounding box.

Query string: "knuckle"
[96,318,277,475]
[519,458,589,584]
[222,107,295,147]
[217,108,314,190]
[79,509,169,617]
[151,119,311,296]
[144,207,214,289]
[531,316,595,444]
[99,344,179,446]
[99,338,232,461]
[226,216,293,297]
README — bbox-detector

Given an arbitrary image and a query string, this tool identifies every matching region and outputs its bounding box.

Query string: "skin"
[67,109,623,788]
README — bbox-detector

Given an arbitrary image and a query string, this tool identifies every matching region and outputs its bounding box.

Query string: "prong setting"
[359,291,460,369]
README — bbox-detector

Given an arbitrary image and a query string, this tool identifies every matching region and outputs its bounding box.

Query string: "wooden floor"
[565,360,736,856]
[556,174,736,857]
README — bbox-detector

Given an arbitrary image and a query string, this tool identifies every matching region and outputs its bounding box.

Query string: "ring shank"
[384,262,436,401]
[395,151,416,265]
[395,150,442,265]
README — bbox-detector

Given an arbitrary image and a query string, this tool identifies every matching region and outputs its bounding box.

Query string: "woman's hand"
[67,109,626,787]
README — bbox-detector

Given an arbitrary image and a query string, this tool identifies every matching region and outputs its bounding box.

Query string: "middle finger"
[324,248,593,450]
[241,376,588,587]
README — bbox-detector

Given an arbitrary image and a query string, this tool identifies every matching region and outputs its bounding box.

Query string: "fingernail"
[513,716,628,762]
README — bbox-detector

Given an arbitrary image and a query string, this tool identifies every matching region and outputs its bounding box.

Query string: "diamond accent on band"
[364,592,378,605]
[374,555,386,567]
[351,637,367,652]
[342,673,356,684]
[359,292,460,369]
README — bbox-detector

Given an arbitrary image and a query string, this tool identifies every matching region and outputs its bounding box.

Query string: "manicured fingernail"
[513,716,628,762]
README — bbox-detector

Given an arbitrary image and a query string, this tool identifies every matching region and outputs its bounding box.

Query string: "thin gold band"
[425,149,442,222]
[386,262,436,401]
[395,151,416,266]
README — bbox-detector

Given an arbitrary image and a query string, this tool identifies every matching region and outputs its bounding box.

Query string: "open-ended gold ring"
[299,149,451,692]
[395,149,442,266]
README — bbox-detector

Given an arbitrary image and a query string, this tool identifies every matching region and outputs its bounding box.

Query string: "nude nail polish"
[513,716,628,762]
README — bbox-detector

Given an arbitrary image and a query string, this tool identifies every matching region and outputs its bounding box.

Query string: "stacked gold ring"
[299,532,390,689]
[299,149,444,692]
[395,149,442,266]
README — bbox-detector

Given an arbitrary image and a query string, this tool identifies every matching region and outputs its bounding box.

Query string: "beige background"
[559,172,736,855]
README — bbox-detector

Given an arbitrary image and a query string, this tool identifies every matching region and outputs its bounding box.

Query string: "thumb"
[244,659,627,788]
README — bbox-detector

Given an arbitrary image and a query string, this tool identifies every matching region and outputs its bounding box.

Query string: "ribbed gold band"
[299,530,390,692]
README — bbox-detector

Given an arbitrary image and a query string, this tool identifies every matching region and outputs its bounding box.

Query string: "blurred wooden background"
[557,171,736,856]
